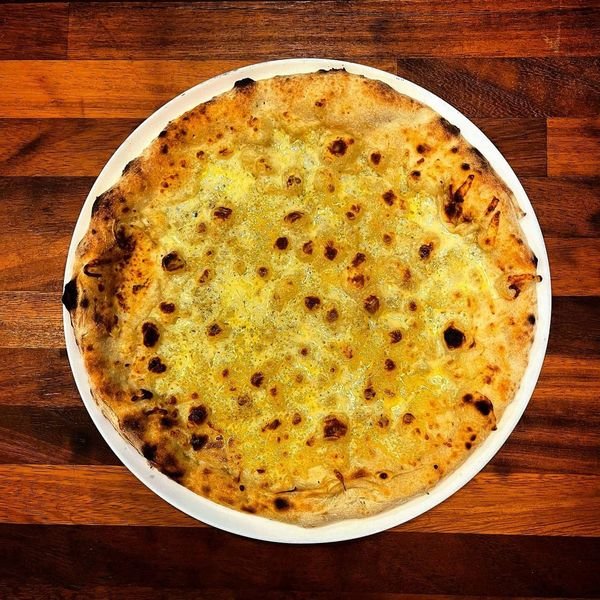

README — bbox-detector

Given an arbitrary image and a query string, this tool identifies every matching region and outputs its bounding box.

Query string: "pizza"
[63,69,540,526]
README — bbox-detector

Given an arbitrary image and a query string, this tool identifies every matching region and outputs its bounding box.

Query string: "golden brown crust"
[64,70,539,525]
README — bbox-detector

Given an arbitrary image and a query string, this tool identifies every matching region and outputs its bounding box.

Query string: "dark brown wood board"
[0,1,598,597]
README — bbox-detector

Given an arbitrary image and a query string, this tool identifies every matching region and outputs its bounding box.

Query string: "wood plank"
[547,297,600,358]
[0,348,81,408]
[396,58,600,118]
[0,407,119,466]
[1,293,598,354]
[1,350,596,410]
[0,465,598,537]
[1,383,597,473]
[0,59,395,119]
[0,3,68,60]
[67,1,600,59]
[472,118,547,177]
[522,177,600,238]
[6,588,561,600]
[545,238,600,296]
[1,525,598,596]
[548,118,600,176]
[2,180,599,295]
[0,292,63,348]
[2,590,576,600]
[0,177,91,292]
[0,118,139,177]
[0,118,547,177]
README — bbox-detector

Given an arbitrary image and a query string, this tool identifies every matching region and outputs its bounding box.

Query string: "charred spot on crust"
[158,454,185,481]
[440,117,460,136]
[411,170,421,178]
[191,434,208,450]
[328,138,347,156]
[384,359,396,371]
[461,162,470,171]
[160,416,176,429]
[62,278,78,311]
[114,226,135,252]
[122,157,141,176]
[285,211,304,223]
[160,144,169,154]
[83,258,110,278]
[274,497,290,511]
[234,77,255,89]
[250,372,264,387]
[302,240,314,254]
[305,296,321,310]
[326,308,339,322]
[475,397,494,416]
[122,415,143,432]
[188,405,208,425]
[527,314,536,325]
[379,472,388,480]
[463,393,494,417]
[158,129,168,138]
[213,206,232,220]
[263,418,281,431]
[324,242,338,260]
[352,252,366,267]
[323,416,348,440]
[470,146,489,167]
[370,152,381,165]
[292,413,302,425]
[364,386,376,400]
[417,143,430,154]
[486,196,499,214]
[142,443,157,461]
[382,190,396,206]
[419,242,433,259]
[141,322,160,347]
[445,174,474,224]
[403,413,415,424]
[444,325,465,349]
[390,330,403,343]
[131,389,153,402]
[148,357,167,373]
[364,295,380,314]
[159,302,176,314]
[275,236,289,250]
[207,323,222,336]
[162,251,185,272]
[257,266,268,277]
[532,253,539,267]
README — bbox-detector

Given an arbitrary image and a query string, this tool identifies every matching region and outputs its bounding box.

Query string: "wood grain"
[0,3,68,60]
[0,465,598,537]
[1,524,598,596]
[0,59,395,119]
[2,351,596,409]
[67,1,600,59]
[545,238,600,296]
[523,177,600,238]
[0,292,63,349]
[396,57,600,118]
[548,118,600,176]
[0,117,547,177]
[1,293,598,352]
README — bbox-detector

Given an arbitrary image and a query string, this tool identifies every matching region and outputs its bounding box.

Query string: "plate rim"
[62,57,552,544]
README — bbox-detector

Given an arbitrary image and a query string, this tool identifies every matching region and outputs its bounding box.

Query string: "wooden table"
[1,2,599,597]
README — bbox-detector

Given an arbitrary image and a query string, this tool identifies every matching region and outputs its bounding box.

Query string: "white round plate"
[63,58,552,543]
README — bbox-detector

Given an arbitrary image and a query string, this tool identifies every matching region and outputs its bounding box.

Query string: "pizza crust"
[63,70,539,525]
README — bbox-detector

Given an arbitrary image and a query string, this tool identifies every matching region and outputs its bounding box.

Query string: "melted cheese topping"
[72,72,538,523]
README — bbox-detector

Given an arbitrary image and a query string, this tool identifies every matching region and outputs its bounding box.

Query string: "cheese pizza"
[63,70,540,525]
